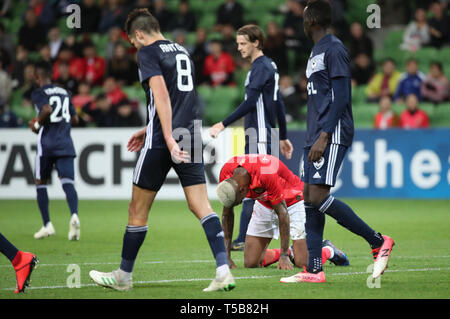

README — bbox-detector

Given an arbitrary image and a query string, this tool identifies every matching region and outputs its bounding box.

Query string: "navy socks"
[235,199,254,243]
[0,233,19,262]
[61,178,78,215]
[36,185,50,226]
[120,225,148,273]
[319,195,384,249]
[201,213,228,268]
[305,203,325,273]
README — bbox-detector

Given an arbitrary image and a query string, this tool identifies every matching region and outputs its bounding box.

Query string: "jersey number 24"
[49,96,71,123]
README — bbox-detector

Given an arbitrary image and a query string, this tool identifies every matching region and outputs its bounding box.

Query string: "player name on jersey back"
[158,42,189,55]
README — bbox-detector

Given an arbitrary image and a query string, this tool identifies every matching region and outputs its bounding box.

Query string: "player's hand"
[167,138,190,164]
[280,139,293,160]
[28,118,40,134]
[308,132,328,163]
[127,128,146,152]
[277,256,293,270]
[209,122,225,138]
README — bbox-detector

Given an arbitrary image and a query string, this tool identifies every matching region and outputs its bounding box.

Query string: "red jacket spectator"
[374,96,399,129]
[52,46,85,81]
[399,94,430,129]
[82,42,106,86]
[203,40,235,86]
[103,77,127,105]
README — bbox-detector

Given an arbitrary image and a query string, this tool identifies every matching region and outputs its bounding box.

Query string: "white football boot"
[68,214,80,241]
[33,222,56,239]
[203,272,236,292]
[89,269,133,291]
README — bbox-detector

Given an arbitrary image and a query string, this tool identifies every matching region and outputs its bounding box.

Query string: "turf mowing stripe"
[1,268,449,291]
[2,255,450,269]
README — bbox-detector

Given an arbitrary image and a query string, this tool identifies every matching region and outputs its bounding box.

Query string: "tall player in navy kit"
[209,25,293,252]
[89,9,235,292]
[30,62,80,241]
[281,0,394,283]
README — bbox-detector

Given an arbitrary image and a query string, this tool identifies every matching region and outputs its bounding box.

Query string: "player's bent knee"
[244,260,260,268]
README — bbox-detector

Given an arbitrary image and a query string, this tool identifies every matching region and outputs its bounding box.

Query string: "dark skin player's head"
[303,0,332,42]
[225,167,251,207]
[34,61,52,87]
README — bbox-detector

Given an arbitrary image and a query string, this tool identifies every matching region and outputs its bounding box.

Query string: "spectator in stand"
[0,0,11,18]
[401,7,430,51]
[399,93,430,129]
[0,99,21,128]
[191,27,209,85]
[279,74,304,121]
[72,82,95,127]
[427,1,450,48]
[170,0,197,32]
[52,45,85,82]
[421,61,449,104]
[115,99,143,127]
[77,0,101,34]
[29,0,58,29]
[82,93,117,127]
[374,96,399,129]
[107,42,139,85]
[12,62,37,125]
[393,58,426,102]
[264,21,288,75]
[215,0,244,31]
[203,40,235,87]
[0,22,15,69]
[82,41,106,86]
[366,58,401,102]
[348,22,374,60]
[54,62,79,95]
[283,0,309,54]
[18,9,47,52]
[38,44,52,64]
[152,0,174,32]
[0,57,12,105]
[48,26,63,60]
[72,82,95,113]
[98,0,127,34]
[11,45,29,88]
[105,27,126,60]
[103,77,127,106]
[350,53,375,86]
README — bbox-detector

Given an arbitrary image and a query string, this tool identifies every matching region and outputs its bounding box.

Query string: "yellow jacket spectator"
[365,58,401,102]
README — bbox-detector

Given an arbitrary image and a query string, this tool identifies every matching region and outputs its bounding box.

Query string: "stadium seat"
[383,30,404,51]
[203,86,239,125]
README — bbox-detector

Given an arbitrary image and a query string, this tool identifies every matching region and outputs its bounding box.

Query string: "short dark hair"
[304,0,332,29]
[406,58,418,65]
[236,24,265,50]
[34,61,52,79]
[125,8,160,37]
[430,60,443,71]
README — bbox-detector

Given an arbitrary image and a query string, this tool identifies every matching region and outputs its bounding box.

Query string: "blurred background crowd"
[0,0,449,130]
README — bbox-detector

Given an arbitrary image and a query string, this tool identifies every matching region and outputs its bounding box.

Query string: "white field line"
[1,255,450,269]
[1,267,450,292]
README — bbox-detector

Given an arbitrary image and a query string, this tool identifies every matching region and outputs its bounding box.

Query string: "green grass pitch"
[0,199,449,299]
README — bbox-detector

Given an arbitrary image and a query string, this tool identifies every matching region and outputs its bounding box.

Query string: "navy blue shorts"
[301,144,347,186]
[35,155,75,181]
[132,148,206,191]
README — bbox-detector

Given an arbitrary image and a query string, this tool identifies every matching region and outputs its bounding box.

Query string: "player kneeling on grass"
[217,154,349,270]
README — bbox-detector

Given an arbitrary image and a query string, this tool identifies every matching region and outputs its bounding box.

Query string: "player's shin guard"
[0,232,19,262]
[61,178,78,215]
[120,225,148,273]
[36,185,50,225]
[235,199,254,243]
[201,213,228,269]
[318,195,384,249]
[305,203,325,273]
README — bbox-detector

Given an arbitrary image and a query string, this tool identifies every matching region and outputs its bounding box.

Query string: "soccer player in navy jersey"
[30,62,80,241]
[0,232,38,293]
[209,24,293,252]
[281,0,394,283]
[89,9,235,292]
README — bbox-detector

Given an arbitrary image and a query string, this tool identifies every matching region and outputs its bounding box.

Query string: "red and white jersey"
[219,154,304,209]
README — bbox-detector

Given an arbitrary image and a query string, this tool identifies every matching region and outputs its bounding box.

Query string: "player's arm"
[209,88,260,138]
[272,200,293,270]
[275,90,293,160]
[150,75,190,163]
[221,205,237,268]
[29,104,52,134]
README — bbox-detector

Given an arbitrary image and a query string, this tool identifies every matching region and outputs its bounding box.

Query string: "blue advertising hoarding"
[283,129,450,198]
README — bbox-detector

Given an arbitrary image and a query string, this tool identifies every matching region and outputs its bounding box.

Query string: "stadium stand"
[1,0,449,129]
